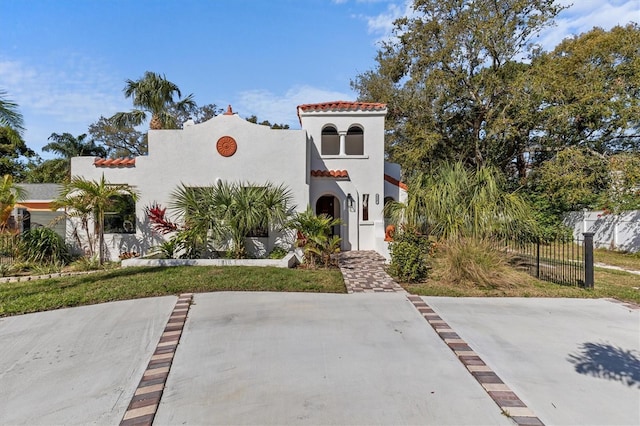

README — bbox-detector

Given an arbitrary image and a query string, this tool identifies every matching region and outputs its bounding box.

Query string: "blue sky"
[1,0,638,158]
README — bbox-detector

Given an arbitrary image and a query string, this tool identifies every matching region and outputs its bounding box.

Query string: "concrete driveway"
[425,297,640,426]
[0,293,638,425]
[0,296,176,425]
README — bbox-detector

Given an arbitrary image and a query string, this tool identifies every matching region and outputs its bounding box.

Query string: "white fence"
[564,210,640,253]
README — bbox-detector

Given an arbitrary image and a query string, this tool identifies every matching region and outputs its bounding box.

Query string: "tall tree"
[170,103,222,126]
[42,132,107,179]
[56,175,138,265]
[530,23,640,158]
[0,89,25,134]
[110,71,196,130]
[0,127,34,179]
[352,0,565,177]
[88,116,147,157]
[22,156,68,184]
[44,132,107,158]
[0,174,26,232]
[246,115,290,129]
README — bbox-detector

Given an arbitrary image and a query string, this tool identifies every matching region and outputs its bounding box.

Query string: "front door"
[316,195,340,237]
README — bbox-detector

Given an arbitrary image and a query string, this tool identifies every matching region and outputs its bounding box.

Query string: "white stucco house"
[69,101,407,261]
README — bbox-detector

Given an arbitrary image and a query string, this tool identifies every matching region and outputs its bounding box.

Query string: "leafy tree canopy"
[529,23,640,159]
[88,116,147,158]
[246,115,290,129]
[352,0,566,177]
[0,127,34,179]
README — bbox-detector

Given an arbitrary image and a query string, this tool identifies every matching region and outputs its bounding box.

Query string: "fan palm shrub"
[169,181,293,259]
[385,162,537,284]
[287,207,342,268]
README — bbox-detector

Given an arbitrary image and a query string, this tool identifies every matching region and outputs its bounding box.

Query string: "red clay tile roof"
[94,158,136,167]
[384,174,408,190]
[298,101,387,113]
[311,169,349,178]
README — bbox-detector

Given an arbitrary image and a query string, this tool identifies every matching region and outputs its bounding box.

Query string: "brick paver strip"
[406,295,545,426]
[336,251,405,293]
[119,293,193,426]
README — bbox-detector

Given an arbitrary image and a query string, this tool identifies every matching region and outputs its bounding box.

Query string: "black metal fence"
[504,232,594,288]
[0,233,18,265]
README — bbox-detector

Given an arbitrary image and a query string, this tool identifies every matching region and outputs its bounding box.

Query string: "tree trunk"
[150,114,163,130]
[98,211,104,265]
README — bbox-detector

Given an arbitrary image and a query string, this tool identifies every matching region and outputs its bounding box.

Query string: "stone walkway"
[336,250,405,293]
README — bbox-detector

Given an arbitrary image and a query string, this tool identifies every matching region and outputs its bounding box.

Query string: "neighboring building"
[69,101,407,260]
[13,184,65,238]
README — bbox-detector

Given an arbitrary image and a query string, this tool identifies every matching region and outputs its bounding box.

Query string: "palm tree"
[0,89,25,134]
[56,175,138,264]
[110,71,196,130]
[0,174,26,232]
[43,133,108,179]
[44,132,107,158]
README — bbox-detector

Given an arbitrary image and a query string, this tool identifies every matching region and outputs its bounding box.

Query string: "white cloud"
[0,55,129,154]
[233,85,354,128]
[361,0,414,40]
[537,1,639,51]
[359,0,638,50]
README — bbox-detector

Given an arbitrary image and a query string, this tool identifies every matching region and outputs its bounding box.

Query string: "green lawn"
[0,266,345,317]
[594,247,640,270]
[404,266,640,305]
[3,247,639,317]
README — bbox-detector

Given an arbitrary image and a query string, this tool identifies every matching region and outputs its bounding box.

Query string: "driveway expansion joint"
[406,295,545,426]
[120,293,193,426]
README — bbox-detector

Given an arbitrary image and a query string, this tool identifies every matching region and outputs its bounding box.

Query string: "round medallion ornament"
[216,136,237,157]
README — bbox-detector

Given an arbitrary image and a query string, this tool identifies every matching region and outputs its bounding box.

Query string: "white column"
[339,131,347,156]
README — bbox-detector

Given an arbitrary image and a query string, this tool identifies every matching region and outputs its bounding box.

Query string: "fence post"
[536,238,540,279]
[583,232,594,289]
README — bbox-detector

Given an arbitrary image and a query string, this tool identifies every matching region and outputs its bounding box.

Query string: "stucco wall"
[300,109,387,252]
[70,113,308,260]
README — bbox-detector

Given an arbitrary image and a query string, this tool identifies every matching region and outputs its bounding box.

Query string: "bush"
[18,227,72,265]
[268,246,288,259]
[388,231,432,282]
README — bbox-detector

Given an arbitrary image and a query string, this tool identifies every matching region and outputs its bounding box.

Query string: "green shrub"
[69,256,101,271]
[268,246,289,259]
[0,263,16,277]
[388,232,432,282]
[18,227,72,265]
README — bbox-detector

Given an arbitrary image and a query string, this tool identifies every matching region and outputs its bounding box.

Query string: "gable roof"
[17,183,63,201]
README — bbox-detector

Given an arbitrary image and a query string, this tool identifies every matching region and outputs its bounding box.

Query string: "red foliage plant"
[146,203,179,235]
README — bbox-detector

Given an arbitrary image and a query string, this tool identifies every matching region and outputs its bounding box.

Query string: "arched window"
[345,125,364,155]
[321,126,339,155]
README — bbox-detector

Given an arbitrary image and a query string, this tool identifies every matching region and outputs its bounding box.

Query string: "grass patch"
[594,248,640,270]
[0,266,345,317]
[403,265,640,305]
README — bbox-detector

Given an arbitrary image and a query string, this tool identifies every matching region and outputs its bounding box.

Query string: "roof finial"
[224,105,233,115]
